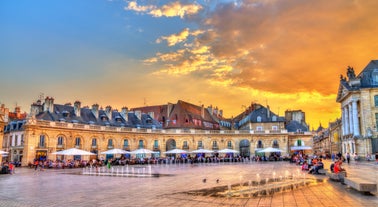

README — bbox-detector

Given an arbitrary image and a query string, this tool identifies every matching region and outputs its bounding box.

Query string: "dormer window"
[62,111,69,118]
[372,69,378,85]
[257,116,262,122]
[272,115,277,121]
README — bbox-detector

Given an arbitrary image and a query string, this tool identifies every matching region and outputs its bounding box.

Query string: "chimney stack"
[74,101,81,117]
[92,104,99,119]
[105,106,112,121]
[43,96,54,112]
[201,104,205,118]
[121,106,129,122]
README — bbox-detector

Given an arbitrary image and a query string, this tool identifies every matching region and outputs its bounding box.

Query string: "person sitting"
[330,161,337,173]
[313,159,324,174]
[334,160,347,182]
[301,161,309,171]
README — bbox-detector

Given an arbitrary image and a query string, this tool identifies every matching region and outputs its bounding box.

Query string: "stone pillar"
[341,107,347,135]
[348,103,353,135]
[352,100,360,137]
[344,106,350,135]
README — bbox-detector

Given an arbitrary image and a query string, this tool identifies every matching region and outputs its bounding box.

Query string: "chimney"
[105,106,112,121]
[135,110,142,120]
[121,106,129,122]
[201,104,204,118]
[30,101,42,116]
[43,96,54,112]
[207,105,213,115]
[92,104,99,119]
[167,103,173,118]
[267,105,270,118]
[74,101,81,117]
[219,109,223,117]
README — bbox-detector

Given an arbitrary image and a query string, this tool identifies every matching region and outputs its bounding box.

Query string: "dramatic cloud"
[147,0,378,96]
[125,1,203,18]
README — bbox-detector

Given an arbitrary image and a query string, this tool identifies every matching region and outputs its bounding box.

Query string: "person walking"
[346,153,350,164]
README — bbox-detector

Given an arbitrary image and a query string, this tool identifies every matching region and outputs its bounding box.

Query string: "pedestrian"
[346,153,350,164]
[331,153,335,162]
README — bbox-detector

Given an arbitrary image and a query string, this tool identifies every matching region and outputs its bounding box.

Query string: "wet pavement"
[0,160,377,207]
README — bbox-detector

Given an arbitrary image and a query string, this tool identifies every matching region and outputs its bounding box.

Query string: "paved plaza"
[0,160,377,207]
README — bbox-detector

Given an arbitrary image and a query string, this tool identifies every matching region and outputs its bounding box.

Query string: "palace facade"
[2,97,313,166]
[336,60,378,155]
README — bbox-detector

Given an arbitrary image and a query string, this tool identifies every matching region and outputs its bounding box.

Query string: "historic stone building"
[1,98,313,166]
[336,60,378,156]
[0,104,9,163]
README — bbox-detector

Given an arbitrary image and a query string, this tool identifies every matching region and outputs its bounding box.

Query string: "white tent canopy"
[100,148,130,155]
[217,148,239,154]
[291,146,312,151]
[163,149,188,154]
[190,149,214,153]
[0,150,9,154]
[52,148,95,155]
[258,147,283,153]
[130,148,158,154]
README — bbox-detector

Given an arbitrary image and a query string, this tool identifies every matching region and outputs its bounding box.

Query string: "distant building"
[131,100,222,130]
[0,105,8,163]
[336,60,378,156]
[233,103,285,132]
[284,110,309,133]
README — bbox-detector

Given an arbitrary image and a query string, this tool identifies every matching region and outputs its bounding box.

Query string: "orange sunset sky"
[1,0,377,129]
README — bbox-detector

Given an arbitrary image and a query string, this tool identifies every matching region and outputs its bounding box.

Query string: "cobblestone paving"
[0,160,377,207]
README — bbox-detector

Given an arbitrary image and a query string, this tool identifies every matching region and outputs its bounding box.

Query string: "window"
[123,139,129,147]
[257,116,262,122]
[272,126,278,131]
[75,137,81,146]
[139,140,144,148]
[212,141,218,148]
[92,138,97,147]
[154,140,159,148]
[297,140,302,146]
[256,126,263,131]
[39,135,45,147]
[273,140,279,148]
[257,140,263,148]
[183,141,188,148]
[272,116,277,121]
[108,139,113,147]
[21,135,24,145]
[372,69,378,85]
[375,113,378,130]
[57,136,64,146]
[198,141,203,149]
[227,141,232,148]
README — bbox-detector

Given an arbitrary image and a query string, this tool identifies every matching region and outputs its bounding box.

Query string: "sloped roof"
[35,104,161,129]
[286,120,309,132]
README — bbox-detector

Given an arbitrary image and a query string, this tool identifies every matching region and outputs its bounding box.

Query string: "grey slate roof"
[35,104,162,129]
[286,120,309,132]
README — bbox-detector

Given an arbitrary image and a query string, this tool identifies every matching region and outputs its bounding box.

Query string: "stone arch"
[239,139,250,157]
[166,138,176,151]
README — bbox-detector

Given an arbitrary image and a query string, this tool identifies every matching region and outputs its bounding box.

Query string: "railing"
[107,145,114,149]
[31,120,294,135]
[37,143,47,148]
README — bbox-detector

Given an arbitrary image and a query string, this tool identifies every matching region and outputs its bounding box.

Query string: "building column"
[348,103,353,135]
[352,100,360,137]
[344,106,350,135]
[342,107,347,135]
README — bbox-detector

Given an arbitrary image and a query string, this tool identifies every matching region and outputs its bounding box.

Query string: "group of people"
[300,158,324,174]
[0,161,15,174]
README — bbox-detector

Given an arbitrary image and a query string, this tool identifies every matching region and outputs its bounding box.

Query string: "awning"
[290,146,312,151]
